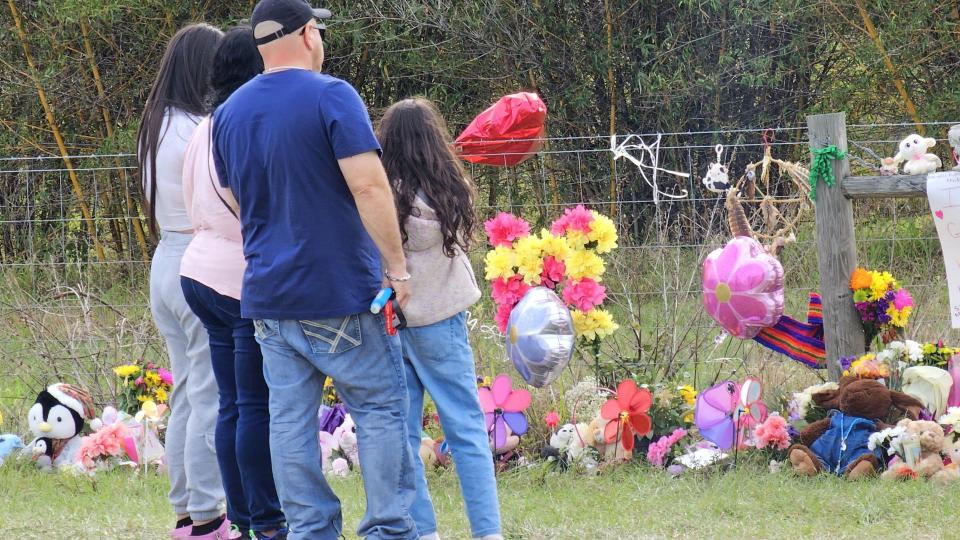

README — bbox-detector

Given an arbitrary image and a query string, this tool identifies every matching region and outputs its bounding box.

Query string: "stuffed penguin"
[26,383,95,471]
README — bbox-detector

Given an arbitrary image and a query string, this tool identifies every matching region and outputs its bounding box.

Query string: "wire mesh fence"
[1,121,958,431]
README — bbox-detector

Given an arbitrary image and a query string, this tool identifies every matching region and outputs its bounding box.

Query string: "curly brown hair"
[377,97,476,258]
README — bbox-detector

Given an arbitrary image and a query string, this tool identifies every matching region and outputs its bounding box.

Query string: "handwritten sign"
[926,171,960,328]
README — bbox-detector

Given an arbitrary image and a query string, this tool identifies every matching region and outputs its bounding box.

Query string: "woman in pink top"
[179,27,286,540]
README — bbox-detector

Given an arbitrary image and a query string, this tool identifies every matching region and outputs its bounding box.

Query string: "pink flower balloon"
[702,237,784,339]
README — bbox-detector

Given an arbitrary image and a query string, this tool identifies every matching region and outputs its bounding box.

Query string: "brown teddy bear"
[789,377,923,479]
[933,437,960,484]
[881,419,947,480]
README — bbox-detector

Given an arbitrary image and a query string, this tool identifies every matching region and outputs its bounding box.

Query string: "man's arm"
[339,151,410,307]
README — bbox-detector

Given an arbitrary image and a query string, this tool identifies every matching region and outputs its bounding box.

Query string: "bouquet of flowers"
[918,341,958,368]
[113,361,173,416]
[849,268,913,344]
[840,353,891,380]
[75,421,132,474]
[787,381,839,426]
[484,205,619,343]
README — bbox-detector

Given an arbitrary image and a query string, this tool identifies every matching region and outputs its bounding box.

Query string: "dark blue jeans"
[181,276,284,533]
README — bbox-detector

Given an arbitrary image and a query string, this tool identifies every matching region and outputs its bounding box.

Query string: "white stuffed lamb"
[894,134,941,175]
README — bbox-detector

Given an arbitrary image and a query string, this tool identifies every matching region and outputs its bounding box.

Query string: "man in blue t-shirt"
[213,1,417,538]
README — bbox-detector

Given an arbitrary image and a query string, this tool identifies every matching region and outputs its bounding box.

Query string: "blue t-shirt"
[212,70,382,320]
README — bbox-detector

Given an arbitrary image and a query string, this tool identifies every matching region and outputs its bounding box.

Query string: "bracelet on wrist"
[385,270,412,282]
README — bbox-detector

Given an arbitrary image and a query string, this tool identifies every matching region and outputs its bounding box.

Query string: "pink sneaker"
[171,525,192,539]
[184,518,234,540]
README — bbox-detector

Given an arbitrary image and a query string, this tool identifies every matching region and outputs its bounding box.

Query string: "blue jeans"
[402,313,501,538]
[180,277,285,533]
[254,313,417,540]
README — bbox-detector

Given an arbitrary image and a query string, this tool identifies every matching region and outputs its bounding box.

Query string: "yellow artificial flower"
[565,249,605,280]
[868,271,897,301]
[484,246,517,280]
[513,236,544,284]
[137,395,149,403]
[144,372,162,387]
[572,308,619,340]
[538,230,571,260]
[887,305,912,328]
[683,411,694,424]
[922,343,937,355]
[587,212,619,254]
[324,378,335,389]
[678,385,697,406]
[154,387,168,403]
[113,365,141,378]
[565,229,591,249]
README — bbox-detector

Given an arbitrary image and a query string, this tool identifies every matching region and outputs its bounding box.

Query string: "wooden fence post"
[807,112,865,380]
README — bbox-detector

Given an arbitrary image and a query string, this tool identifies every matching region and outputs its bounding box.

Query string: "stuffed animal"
[702,163,731,193]
[880,157,898,176]
[933,437,960,484]
[0,434,24,465]
[948,125,960,171]
[788,378,923,479]
[585,412,630,463]
[334,415,359,468]
[881,419,948,480]
[26,383,95,471]
[548,422,589,462]
[419,436,438,469]
[894,134,942,175]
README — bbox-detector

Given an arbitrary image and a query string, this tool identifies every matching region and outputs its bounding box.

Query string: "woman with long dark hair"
[180,26,286,540]
[137,23,232,540]
[377,98,503,540]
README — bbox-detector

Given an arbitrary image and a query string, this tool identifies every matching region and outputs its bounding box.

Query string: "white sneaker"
[420,534,441,540]
[477,535,504,540]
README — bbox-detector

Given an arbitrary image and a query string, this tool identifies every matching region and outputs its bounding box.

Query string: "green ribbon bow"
[808,145,846,201]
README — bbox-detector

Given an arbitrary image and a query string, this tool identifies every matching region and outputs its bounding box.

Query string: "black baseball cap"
[251,0,331,45]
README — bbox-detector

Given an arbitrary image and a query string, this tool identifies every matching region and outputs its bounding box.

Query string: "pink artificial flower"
[893,288,914,311]
[146,362,156,369]
[550,205,594,235]
[646,428,688,468]
[490,275,531,307]
[540,256,566,289]
[561,278,607,312]
[485,212,530,247]
[545,411,560,429]
[495,303,514,333]
[134,376,145,387]
[754,413,791,450]
[158,368,174,387]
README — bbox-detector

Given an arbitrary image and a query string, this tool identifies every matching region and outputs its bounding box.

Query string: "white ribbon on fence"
[610,134,690,205]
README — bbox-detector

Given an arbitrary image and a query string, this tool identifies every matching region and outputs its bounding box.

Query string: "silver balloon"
[505,287,575,388]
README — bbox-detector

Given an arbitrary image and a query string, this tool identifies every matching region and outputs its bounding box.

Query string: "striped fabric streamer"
[753,293,826,369]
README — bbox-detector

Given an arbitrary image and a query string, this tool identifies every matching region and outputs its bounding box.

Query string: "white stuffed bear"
[334,415,359,469]
[894,134,941,175]
[549,423,589,461]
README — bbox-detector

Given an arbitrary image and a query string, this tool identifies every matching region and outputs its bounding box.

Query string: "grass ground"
[1,457,958,540]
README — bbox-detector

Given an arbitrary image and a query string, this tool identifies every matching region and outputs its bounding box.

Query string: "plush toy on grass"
[881,419,956,483]
[25,383,95,471]
[788,378,923,479]
[0,434,24,465]
[893,134,942,175]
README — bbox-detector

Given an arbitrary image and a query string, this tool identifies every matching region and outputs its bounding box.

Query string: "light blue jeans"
[402,312,502,538]
[254,313,417,540]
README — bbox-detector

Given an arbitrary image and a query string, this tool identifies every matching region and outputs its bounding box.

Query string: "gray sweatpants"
[150,231,224,521]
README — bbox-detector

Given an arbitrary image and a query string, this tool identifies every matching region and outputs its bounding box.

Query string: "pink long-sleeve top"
[179,116,246,300]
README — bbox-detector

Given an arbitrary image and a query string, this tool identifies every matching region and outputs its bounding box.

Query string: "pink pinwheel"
[600,380,652,451]
[478,374,531,449]
[702,236,784,339]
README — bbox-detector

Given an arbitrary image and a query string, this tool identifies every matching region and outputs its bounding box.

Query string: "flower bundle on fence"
[849,267,913,343]
[113,361,173,415]
[484,205,619,341]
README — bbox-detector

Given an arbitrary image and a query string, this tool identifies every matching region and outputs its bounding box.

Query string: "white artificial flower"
[939,407,960,428]
[905,340,924,362]
[877,349,894,363]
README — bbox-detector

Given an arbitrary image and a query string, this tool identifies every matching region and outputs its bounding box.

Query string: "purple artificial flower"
[787,425,801,441]
[839,355,856,372]
[667,464,686,477]
[919,409,934,421]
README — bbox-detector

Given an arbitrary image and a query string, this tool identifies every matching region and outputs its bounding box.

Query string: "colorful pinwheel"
[478,374,531,449]
[600,380,653,451]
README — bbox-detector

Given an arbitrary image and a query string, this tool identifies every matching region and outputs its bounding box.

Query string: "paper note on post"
[926,171,960,328]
